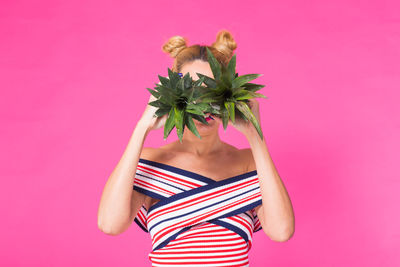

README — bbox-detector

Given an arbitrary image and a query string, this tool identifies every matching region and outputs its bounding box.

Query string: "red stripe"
[230,215,252,234]
[176,232,239,242]
[132,165,259,266]
[166,236,245,247]
[153,192,261,243]
[150,256,249,265]
[147,178,258,223]
[138,164,200,188]
[150,250,248,259]
[151,245,247,255]
[137,209,146,226]
[134,179,175,195]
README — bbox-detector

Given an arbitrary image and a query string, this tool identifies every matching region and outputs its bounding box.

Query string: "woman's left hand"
[212,98,261,137]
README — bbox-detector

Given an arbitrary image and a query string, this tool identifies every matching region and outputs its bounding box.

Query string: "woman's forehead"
[181,60,214,79]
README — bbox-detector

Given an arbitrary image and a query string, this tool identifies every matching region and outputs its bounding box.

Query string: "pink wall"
[1,0,399,266]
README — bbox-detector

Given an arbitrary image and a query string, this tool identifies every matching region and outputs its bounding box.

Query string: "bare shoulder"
[139,146,157,160]
[139,146,171,162]
[239,148,256,172]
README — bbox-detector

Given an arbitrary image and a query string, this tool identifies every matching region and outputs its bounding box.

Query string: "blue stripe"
[209,219,250,243]
[134,217,148,233]
[139,158,217,184]
[147,171,258,214]
[136,172,185,192]
[133,185,166,200]
[243,210,253,221]
[148,186,260,232]
[153,225,193,251]
[216,199,262,222]
[152,200,261,251]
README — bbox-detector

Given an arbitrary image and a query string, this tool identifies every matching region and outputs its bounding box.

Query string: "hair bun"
[162,36,188,58]
[211,30,237,58]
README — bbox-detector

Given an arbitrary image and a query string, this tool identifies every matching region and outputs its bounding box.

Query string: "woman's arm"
[97,122,150,235]
[245,130,295,242]
[97,93,167,236]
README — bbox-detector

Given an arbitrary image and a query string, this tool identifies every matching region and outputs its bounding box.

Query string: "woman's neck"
[174,128,224,157]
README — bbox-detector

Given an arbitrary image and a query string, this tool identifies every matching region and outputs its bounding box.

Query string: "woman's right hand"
[138,94,168,132]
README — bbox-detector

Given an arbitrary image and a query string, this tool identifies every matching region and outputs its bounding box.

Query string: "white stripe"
[150,192,261,249]
[151,260,249,267]
[138,162,208,189]
[135,172,183,195]
[150,247,249,258]
[157,243,247,252]
[148,253,249,263]
[149,179,260,243]
[148,177,258,225]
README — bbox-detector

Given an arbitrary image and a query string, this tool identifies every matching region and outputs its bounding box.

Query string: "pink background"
[1,0,399,266]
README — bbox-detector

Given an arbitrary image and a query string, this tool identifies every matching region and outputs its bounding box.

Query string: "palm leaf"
[236,101,263,140]
[163,108,175,140]
[185,115,201,139]
[174,107,185,142]
[232,74,263,88]
[146,88,161,98]
[196,73,217,88]
[205,47,221,81]
[167,68,180,89]
[224,101,235,123]
[158,75,170,87]
[242,82,265,92]
[227,54,236,80]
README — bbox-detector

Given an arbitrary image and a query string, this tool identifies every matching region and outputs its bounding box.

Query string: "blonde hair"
[162,30,238,72]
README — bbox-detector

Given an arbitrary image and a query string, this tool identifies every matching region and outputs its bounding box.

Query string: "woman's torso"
[134,142,260,266]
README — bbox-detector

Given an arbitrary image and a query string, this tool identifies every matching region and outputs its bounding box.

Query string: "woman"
[98,30,295,266]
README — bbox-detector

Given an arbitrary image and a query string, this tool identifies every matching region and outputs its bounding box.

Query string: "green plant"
[146,68,219,143]
[195,47,267,140]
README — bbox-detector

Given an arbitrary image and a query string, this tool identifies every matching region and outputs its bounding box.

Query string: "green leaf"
[197,91,218,100]
[185,115,201,139]
[158,96,174,106]
[242,82,265,92]
[235,90,267,100]
[198,97,220,104]
[221,108,229,130]
[186,107,206,116]
[191,114,209,125]
[194,102,212,111]
[193,76,205,87]
[174,107,185,142]
[196,73,217,88]
[246,91,267,99]
[235,92,252,100]
[168,68,180,89]
[220,65,232,88]
[183,72,192,89]
[148,100,162,107]
[176,78,185,95]
[184,87,195,101]
[155,108,170,117]
[236,101,263,140]
[224,101,235,123]
[146,88,161,98]
[158,75,170,87]
[232,74,263,88]
[205,47,221,81]
[192,85,209,99]
[227,54,236,80]
[163,108,175,140]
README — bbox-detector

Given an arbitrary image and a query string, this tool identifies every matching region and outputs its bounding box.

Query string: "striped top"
[133,158,263,267]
